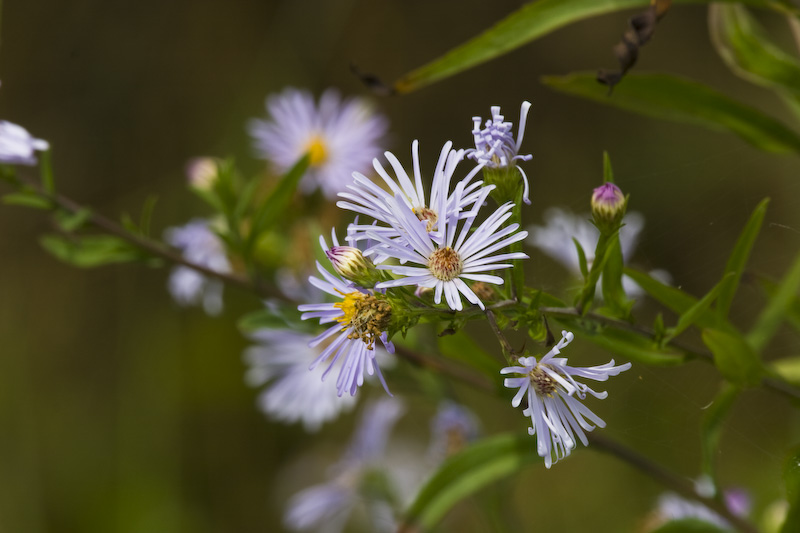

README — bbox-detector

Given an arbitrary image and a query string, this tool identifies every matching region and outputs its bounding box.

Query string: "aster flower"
[243,329,358,432]
[248,88,387,199]
[338,140,487,254]
[298,254,394,397]
[428,400,480,461]
[527,207,670,297]
[284,398,405,532]
[466,102,533,204]
[370,185,528,311]
[0,120,49,166]
[500,330,631,468]
[164,219,232,315]
[648,481,751,532]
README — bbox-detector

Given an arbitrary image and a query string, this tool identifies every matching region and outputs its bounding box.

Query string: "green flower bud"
[326,246,383,287]
[591,182,627,235]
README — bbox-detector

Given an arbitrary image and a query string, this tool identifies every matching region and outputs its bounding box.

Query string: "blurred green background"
[1,0,800,531]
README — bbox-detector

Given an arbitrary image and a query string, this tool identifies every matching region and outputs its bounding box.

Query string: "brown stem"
[393,345,494,392]
[588,433,760,533]
[18,176,286,301]
[540,306,800,402]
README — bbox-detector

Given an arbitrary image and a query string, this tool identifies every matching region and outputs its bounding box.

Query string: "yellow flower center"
[333,291,392,350]
[529,365,556,397]
[305,135,328,166]
[413,206,438,232]
[427,247,463,282]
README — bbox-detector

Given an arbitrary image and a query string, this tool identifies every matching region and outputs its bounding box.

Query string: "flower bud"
[326,246,382,287]
[591,182,627,235]
[186,157,219,191]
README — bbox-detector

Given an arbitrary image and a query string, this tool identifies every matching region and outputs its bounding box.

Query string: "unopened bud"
[186,157,219,191]
[326,246,382,287]
[591,182,627,234]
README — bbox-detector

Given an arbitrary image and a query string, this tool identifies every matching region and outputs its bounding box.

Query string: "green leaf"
[757,274,800,333]
[39,149,55,194]
[565,319,687,365]
[625,268,702,314]
[438,332,500,381]
[542,73,800,154]
[246,155,309,252]
[781,445,800,533]
[3,191,51,209]
[650,518,730,533]
[772,356,800,387]
[747,250,800,352]
[700,383,739,482]
[702,328,763,387]
[710,5,800,100]
[602,150,615,183]
[573,237,589,278]
[400,433,538,531]
[664,273,735,343]
[601,235,631,318]
[237,306,304,333]
[54,208,92,232]
[717,198,769,319]
[390,0,799,93]
[39,234,146,268]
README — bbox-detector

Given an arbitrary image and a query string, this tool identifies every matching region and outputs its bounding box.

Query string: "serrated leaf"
[3,191,51,209]
[565,319,687,366]
[438,332,500,381]
[40,234,145,268]
[389,0,799,93]
[542,73,800,153]
[717,198,769,319]
[650,518,730,533]
[710,5,800,99]
[781,445,800,533]
[747,249,800,352]
[400,433,538,531]
[702,328,763,387]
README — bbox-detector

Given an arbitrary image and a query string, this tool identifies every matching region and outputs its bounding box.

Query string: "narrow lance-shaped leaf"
[386,0,800,93]
[543,73,800,154]
[663,273,734,344]
[781,445,800,533]
[438,332,500,383]
[716,198,769,319]
[747,249,800,352]
[700,383,739,483]
[709,5,800,99]
[702,328,763,387]
[400,433,539,531]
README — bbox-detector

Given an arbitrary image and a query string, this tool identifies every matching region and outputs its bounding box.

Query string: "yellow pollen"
[333,291,392,350]
[305,135,328,166]
[413,206,438,232]
[529,365,556,397]
[428,247,463,282]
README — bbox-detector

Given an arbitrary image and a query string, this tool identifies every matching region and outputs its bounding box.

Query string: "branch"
[16,176,286,301]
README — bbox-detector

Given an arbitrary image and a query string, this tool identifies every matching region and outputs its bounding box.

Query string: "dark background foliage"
[1,1,799,531]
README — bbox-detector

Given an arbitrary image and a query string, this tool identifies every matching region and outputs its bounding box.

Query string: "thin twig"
[540,306,800,401]
[17,176,286,301]
[485,309,516,360]
[588,433,760,533]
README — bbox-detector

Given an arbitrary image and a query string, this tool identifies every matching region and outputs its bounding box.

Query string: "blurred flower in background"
[0,121,49,166]
[164,218,231,315]
[249,88,388,199]
[427,400,480,461]
[284,398,405,532]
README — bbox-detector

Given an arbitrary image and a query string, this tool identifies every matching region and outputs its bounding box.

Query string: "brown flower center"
[427,247,463,282]
[529,365,556,397]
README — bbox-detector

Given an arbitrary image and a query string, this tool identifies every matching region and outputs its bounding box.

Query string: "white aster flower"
[370,185,528,311]
[298,257,394,397]
[164,219,232,315]
[284,398,405,533]
[338,140,486,253]
[527,207,670,297]
[501,331,631,468]
[649,483,750,532]
[248,88,388,199]
[466,102,533,204]
[243,329,358,432]
[0,120,49,166]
